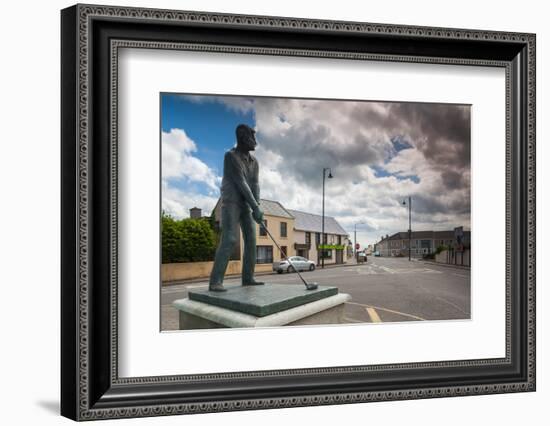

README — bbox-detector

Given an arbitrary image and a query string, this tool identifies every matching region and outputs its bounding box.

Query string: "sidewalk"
[162,260,362,286]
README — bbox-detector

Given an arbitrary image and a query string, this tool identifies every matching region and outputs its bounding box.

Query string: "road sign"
[454,226,464,252]
[355,243,360,250]
[454,226,464,242]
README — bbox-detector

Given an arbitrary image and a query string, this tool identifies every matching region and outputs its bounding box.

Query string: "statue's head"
[236,124,257,151]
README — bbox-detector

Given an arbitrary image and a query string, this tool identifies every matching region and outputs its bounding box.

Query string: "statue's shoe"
[209,283,227,292]
[242,280,265,286]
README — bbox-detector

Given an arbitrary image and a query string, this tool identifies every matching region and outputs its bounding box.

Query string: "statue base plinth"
[172,284,351,329]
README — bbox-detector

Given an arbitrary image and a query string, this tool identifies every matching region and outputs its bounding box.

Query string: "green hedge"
[162,213,217,264]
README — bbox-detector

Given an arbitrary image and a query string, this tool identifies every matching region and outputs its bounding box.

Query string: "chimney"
[189,207,202,219]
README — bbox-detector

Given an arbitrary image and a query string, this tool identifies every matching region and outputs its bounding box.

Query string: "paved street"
[161,257,470,330]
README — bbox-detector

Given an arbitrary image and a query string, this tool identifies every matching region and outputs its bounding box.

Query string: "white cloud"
[162,97,471,247]
[161,128,222,219]
[162,128,221,192]
[162,181,219,219]
[247,98,471,246]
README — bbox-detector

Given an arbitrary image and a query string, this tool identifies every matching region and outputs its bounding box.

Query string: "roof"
[287,209,348,236]
[212,198,347,235]
[433,231,456,239]
[259,199,294,219]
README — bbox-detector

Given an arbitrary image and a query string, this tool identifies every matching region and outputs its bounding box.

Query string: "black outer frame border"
[61,3,536,421]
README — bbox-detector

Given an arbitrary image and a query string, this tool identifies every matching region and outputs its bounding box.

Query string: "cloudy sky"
[161,93,470,247]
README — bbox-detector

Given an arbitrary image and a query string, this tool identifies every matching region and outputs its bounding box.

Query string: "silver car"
[273,256,316,274]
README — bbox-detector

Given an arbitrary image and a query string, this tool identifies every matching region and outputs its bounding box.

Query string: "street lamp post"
[354,222,365,262]
[321,167,333,269]
[402,196,412,261]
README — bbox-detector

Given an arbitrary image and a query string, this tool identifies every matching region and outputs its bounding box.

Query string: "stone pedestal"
[172,284,351,329]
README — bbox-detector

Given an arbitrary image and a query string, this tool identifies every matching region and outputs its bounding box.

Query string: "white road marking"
[421,268,443,274]
[343,317,365,323]
[452,273,470,278]
[434,296,469,316]
[356,265,377,275]
[371,265,442,275]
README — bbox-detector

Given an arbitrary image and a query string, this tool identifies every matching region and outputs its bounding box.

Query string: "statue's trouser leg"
[209,203,240,286]
[240,208,257,283]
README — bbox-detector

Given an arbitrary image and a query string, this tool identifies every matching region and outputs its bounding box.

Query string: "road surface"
[160,257,470,330]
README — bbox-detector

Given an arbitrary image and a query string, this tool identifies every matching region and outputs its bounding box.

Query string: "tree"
[161,212,217,263]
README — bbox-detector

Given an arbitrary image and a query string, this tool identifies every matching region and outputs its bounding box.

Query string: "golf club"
[259,221,319,290]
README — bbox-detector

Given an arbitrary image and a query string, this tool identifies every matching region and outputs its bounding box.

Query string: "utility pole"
[408,196,411,261]
[321,167,333,268]
[402,196,412,261]
[354,222,365,262]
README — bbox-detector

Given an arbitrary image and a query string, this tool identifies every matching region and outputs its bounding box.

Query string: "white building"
[287,209,350,266]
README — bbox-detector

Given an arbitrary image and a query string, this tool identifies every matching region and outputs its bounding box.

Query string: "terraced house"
[213,199,350,273]
[287,209,350,266]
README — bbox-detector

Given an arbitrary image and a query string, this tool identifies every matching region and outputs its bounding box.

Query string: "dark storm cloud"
[204,95,472,242]
[441,170,464,190]
[256,114,386,188]
[254,99,470,191]
[387,102,471,169]
[412,193,470,216]
[254,99,392,188]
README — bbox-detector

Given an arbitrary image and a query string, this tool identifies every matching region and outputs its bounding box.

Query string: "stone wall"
[162,260,274,283]
[435,249,470,266]
[162,260,240,283]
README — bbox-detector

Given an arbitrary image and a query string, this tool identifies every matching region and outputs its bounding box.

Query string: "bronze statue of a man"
[209,124,265,292]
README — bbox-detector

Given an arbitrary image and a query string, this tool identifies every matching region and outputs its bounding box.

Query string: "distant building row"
[375,229,470,258]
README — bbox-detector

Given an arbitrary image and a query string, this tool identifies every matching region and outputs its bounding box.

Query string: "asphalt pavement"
[160,257,470,330]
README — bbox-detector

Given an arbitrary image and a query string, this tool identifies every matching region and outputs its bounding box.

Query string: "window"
[280,221,287,237]
[256,245,273,264]
[323,234,328,244]
[281,246,287,257]
[305,232,311,245]
[259,219,267,236]
[321,249,332,259]
[315,232,321,245]
[337,235,342,245]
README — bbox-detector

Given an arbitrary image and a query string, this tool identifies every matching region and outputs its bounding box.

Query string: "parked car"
[374,251,381,257]
[273,256,316,274]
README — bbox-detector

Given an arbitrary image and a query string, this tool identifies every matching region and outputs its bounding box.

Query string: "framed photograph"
[61,4,536,421]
